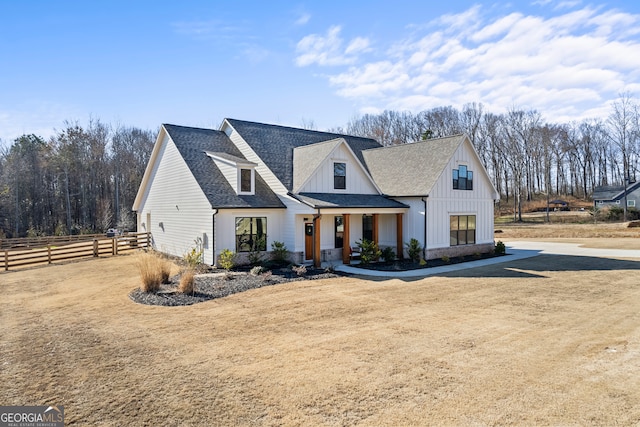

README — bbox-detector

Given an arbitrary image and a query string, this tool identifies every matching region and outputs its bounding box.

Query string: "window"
[628,200,636,207]
[235,217,266,252]
[240,168,252,193]
[362,215,373,241]
[335,216,344,248]
[450,215,476,246]
[334,162,346,190]
[453,165,473,190]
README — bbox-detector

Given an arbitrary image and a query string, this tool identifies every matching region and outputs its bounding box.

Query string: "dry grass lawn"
[2,227,640,425]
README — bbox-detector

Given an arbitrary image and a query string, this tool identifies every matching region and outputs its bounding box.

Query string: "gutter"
[422,196,429,260]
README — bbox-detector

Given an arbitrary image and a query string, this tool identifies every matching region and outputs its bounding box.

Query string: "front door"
[304,223,313,260]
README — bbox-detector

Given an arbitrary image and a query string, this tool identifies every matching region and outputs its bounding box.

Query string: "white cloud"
[295,13,311,26]
[305,4,640,123]
[295,26,371,67]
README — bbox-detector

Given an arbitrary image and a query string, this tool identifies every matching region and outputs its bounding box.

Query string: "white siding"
[299,143,378,194]
[212,159,238,193]
[137,134,215,263]
[425,140,495,248]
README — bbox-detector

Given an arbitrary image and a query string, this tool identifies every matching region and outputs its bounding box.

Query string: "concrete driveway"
[334,241,640,278]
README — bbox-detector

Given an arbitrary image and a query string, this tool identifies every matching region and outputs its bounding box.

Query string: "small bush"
[218,249,236,271]
[261,270,273,281]
[357,239,382,265]
[271,241,288,264]
[381,246,396,263]
[136,252,162,293]
[250,265,265,276]
[495,240,506,255]
[419,258,427,266]
[178,269,195,294]
[292,265,307,276]
[473,252,481,259]
[405,238,422,263]
[441,255,450,264]
[183,242,203,269]
[159,256,172,284]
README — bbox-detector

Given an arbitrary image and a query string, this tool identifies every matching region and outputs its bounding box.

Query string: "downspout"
[212,209,218,266]
[422,196,429,260]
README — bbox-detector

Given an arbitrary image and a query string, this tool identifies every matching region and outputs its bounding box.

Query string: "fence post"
[48,244,52,264]
[4,250,8,271]
[112,237,117,255]
[93,239,98,257]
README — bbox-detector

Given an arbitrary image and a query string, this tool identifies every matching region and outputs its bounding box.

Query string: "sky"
[1,0,640,145]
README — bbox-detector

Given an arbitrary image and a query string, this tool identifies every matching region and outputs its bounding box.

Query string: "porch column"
[396,213,404,259]
[372,213,379,247]
[342,214,351,264]
[313,215,321,268]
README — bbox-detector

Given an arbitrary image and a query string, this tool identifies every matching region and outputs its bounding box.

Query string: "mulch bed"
[129,266,339,307]
[353,252,507,271]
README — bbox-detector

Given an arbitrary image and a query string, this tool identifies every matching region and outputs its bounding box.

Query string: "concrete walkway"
[332,241,640,278]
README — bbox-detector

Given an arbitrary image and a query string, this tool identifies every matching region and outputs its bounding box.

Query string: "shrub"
[405,238,422,263]
[356,239,382,265]
[261,270,273,281]
[178,269,195,294]
[607,206,624,221]
[271,241,288,264]
[292,265,307,276]
[381,246,396,263]
[183,241,203,269]
[136,251,162,293]
[159,255,172,284]
[419,258,427,266]
[495,240,506,255]
[441,255,450,264]
[218,249,236,271]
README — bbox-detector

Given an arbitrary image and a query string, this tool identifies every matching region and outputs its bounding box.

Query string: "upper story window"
[453,165,473,190]
[334,162,346,190]
[240,168,252,193]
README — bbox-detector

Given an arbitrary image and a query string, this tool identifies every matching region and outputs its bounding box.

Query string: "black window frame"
[450,215,476,246]
[453,165,473,190]
[235,217,267,252]
[334,162,346,190]
[362,215,373,242]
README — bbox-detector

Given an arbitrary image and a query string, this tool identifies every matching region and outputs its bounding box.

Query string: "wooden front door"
[304,223,313,260]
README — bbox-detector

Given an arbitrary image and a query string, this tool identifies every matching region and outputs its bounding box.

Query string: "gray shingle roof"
[363,134,465,196]
[225,119,382,191]
[293,193,409,209]
[593,182,640,201]
[164,124,285,209]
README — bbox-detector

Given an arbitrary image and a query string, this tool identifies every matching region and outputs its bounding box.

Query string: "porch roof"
[291,192,409,209]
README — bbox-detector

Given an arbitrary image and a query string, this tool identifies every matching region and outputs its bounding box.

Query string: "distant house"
[592,182,640,209]
[133,119,500,267]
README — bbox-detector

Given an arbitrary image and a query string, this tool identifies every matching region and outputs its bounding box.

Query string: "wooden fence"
[1,233,151,271]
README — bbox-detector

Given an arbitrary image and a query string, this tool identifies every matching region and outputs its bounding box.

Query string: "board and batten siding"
[426,140,495,248]
[298,143,378,194]
[137,134,215,263]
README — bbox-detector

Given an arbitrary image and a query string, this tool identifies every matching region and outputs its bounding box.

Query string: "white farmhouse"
[133,119,499,267]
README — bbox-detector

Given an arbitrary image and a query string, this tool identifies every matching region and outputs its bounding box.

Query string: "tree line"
[0,119,154,238]
[1,94,638,237]
[330,94,640,220]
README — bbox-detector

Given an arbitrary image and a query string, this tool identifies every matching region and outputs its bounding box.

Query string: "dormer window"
[205,151,257,196]
[240,168,252,193]
[238,168,254,195]
[334,162,346,190]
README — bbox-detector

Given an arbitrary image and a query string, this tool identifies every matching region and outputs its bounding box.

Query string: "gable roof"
[224,118,382,191]
[363,134,466,196]
[135,124,285,210]
[593,181,640,201]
